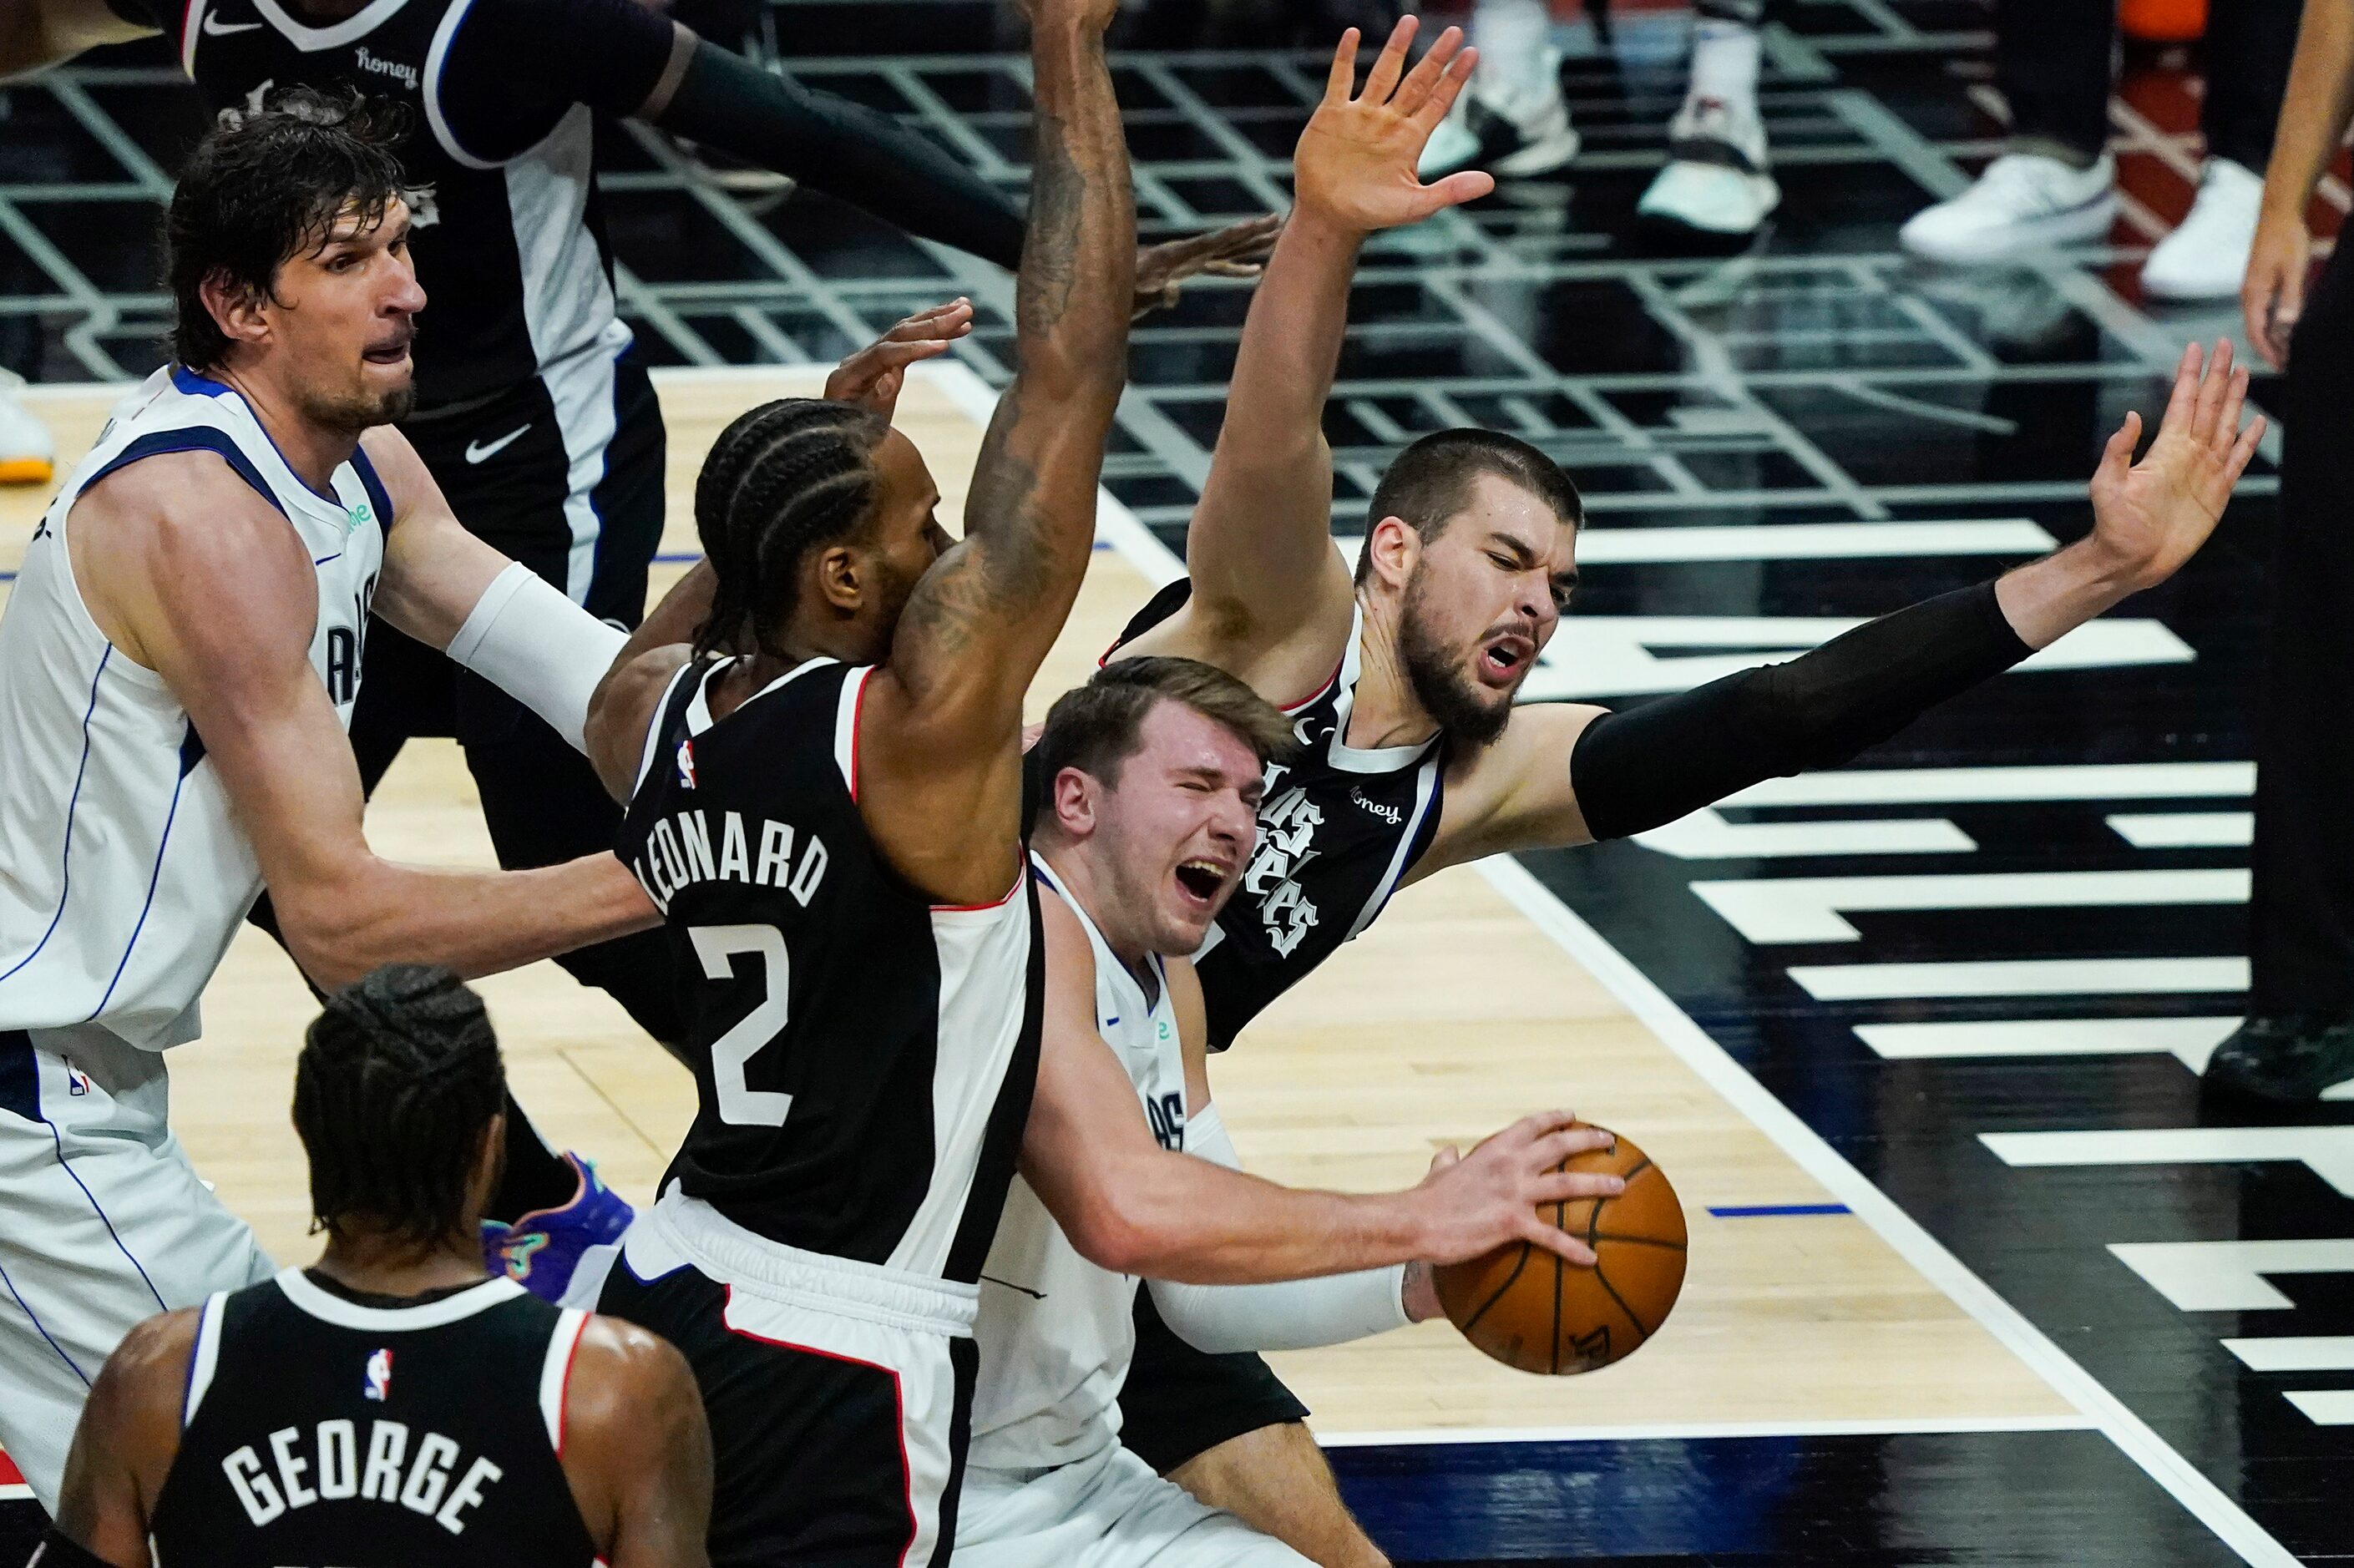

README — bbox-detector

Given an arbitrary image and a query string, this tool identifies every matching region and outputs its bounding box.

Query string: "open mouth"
[1478,634,1534,685]
[1173,858,1229,906]
[362,334,413,366]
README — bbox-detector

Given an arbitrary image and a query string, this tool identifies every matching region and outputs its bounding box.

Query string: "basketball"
[1434,1128,1687,1376]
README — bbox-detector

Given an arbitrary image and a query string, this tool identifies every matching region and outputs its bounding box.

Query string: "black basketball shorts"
[575,1191,978,1568]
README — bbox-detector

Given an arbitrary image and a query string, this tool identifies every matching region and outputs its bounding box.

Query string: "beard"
[301,378,414,438]
[1397,573,1514,750]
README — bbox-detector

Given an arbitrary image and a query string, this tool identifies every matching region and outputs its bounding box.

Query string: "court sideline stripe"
[1476,857,2298,1568]
[949,347,2299,1568]
[1317,1413,2094,1448]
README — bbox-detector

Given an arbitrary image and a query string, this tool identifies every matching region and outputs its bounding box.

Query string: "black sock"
[488,1094,580,1222]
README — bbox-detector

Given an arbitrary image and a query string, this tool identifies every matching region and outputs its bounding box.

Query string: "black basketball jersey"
[149,1270,599,1566]
[1112,579,1446,1050]
[120,0,672,412]
[617,656,1041,1283]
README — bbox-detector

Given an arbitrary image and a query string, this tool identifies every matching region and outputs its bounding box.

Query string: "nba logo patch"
[362,1348,393,1402]
[64,1065,90,1097]
[676,738,697,790]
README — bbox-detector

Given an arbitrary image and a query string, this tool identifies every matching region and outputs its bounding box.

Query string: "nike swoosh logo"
[201,13,263,33]
[464,424,530,464]
[980,1273,1046,1301]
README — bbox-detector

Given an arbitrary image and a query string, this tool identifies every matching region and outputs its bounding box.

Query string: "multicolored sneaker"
[483,1152,634,1302]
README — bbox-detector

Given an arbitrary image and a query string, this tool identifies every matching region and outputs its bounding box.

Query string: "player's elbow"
[1060,1186,1170,1277]
[271,865,403,993]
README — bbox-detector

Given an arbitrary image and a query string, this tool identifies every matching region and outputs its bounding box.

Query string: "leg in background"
[1900,0,2119,261]
[2210,241,2354,1100]
[1995,0,2114,166]
[1636,0,1780,238]
[2142,0,2297,299]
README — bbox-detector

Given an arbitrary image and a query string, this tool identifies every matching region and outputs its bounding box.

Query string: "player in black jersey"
[37,964,712,1568]
[1,0,1273,1237]
[1099,19,2276,1565]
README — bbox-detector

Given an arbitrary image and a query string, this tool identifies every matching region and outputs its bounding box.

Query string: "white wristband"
[445,563,629,754]
[1147,1102,1413,1354]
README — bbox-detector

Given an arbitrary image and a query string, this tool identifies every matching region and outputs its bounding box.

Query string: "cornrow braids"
[292,964,507,1249]
[692,397,889,660]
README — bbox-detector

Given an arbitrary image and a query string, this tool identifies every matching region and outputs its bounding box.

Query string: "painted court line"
[1476,859,2298,1568]
[1708,1202,1852,1217]
[1317,1413,2095,1449]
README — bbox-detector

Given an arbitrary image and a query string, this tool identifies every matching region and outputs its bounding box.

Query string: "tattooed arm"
[855,0,1136,907]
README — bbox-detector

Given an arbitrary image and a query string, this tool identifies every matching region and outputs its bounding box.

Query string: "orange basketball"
[1434,1128,1687,1375]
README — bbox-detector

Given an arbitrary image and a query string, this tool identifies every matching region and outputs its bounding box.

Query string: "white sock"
[1472,0,1557,112]
[1688,18,1759,107]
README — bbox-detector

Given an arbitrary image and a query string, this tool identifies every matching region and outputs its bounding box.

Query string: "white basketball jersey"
[0,366,387,1050]
[969,854,1189,1472]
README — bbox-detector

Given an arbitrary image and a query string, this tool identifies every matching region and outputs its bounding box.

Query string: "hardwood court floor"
[0,367,2070,1439]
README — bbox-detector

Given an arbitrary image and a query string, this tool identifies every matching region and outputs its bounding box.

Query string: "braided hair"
[292,964,506,1249]
[692,397,891,660]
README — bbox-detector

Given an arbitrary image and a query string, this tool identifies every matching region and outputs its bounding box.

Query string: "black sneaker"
[2202,1012,2354,1103]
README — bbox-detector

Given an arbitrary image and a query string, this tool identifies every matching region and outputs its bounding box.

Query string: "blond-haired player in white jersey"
[961,656,1628,1566]
[0,91,681,1507]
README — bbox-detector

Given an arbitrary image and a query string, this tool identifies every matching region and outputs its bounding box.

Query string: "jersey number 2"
[691,924,793,1126]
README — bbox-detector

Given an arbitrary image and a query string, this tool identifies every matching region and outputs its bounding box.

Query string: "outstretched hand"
[1293,17,1493,235]
[2087,338,2265,592]
[1134,215,1286,319]
[824,298,975,419]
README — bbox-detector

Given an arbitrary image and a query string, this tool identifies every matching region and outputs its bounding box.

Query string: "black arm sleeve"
[656,40,1027,271]
[1569,579,2033,842]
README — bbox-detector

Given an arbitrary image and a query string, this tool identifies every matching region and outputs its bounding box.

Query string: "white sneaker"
[1415,54,1580,180]
[2142,157,2263,301]
[0,370,55,487]
[1898,152,2119,265]
[1638,92,1778,236]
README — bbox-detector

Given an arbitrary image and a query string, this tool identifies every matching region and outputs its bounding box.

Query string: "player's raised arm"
[1119,20,1489,698]
[1019,895,1619,1282]
[1430,339,2268,870]
[72,458,656,992]
[853,0,1137,906]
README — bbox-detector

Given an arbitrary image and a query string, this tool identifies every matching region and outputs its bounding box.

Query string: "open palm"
[1293,18,1495,235]
[2088,339,2266,591]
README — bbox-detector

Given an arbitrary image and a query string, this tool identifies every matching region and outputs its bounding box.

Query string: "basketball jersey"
[150,1268,599,1565]
[968,854,1186,1471]
[0,367,387,1050]
[146,0,670,412]
[1112,580,1447,1050]
[616,656,1041,1283]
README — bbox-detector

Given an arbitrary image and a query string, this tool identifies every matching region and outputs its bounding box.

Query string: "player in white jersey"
[959,658,1627,1567]
[0,93,681,1506]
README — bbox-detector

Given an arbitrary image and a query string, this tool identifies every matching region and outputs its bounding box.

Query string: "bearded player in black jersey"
[0,0,1272,1285]
[1081,19,2276,1568]
[36,964,712,1568]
